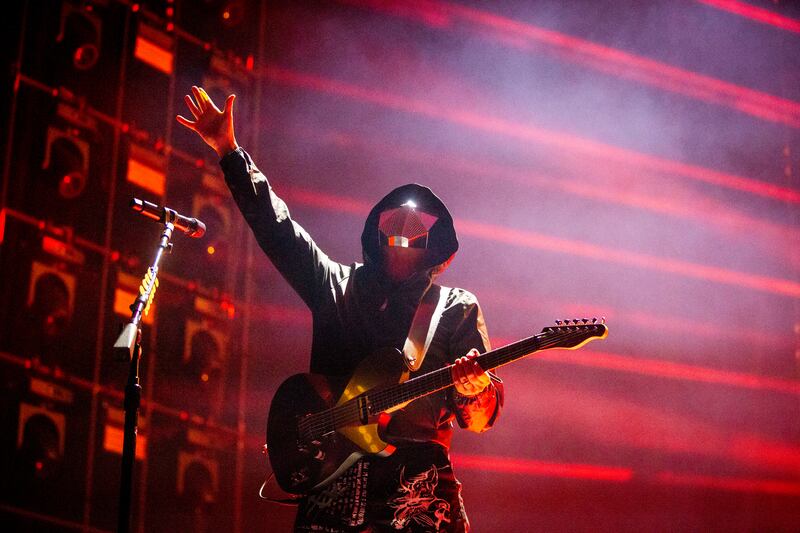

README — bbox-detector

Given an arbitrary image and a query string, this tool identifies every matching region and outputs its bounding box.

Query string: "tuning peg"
[563,319,570,326]
[582,318,589,324]
[591,317,597,324]
[601,317,606,324]
[555,320,563,326]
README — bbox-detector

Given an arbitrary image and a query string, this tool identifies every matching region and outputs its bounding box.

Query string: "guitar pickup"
[357,396,370,425]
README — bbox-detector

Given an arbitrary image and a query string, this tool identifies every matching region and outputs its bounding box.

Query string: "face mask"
[377,200,438,282]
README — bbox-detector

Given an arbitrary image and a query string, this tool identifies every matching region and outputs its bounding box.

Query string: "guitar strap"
[402,284,450,372]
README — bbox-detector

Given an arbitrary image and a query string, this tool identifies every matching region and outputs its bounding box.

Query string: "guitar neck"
[368,334,544,414]
[299,322,605,438]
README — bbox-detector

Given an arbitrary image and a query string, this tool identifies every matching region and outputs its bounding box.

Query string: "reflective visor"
[378,202,438,249]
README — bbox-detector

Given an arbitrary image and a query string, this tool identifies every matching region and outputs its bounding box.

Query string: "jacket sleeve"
[447,292,504,433]
[220,147,341,310]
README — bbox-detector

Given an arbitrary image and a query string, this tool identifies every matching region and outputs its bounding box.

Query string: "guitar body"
[266,348,408,494]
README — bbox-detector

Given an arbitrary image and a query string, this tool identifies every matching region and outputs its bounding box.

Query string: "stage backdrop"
[1,1,799,531]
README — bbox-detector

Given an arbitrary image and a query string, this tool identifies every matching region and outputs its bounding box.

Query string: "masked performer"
[178,87,503,532]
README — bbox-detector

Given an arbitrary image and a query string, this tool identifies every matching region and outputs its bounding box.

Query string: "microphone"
[130,198,206,238]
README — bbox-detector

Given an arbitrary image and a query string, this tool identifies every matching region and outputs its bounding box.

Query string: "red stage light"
[655,471,800,496]
[263,66,800,205]
[134,23,174,74]
[126,143,166,197]
[696,0,800,34]
[72,45,98,71]
[452,453,634,482]
[274,184,800,297]
[285,124,800,256]
[539,349,800,397]
[342,0,800,129]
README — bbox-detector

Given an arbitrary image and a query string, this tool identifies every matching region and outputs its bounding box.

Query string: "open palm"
[176,86,238,158]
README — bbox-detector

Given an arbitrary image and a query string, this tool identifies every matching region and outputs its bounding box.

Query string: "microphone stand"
[113,220,174,533]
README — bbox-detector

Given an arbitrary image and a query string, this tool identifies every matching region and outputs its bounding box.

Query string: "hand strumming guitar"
[451,348,491,396]
[176,86,239,158]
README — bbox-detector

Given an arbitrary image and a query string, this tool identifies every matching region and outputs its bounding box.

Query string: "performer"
[177,86,503,532]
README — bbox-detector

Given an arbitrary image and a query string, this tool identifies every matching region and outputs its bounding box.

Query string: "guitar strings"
[368,327,592,411]
[298,328,592,438]
[298,327,600,438]
[300,327,591,437]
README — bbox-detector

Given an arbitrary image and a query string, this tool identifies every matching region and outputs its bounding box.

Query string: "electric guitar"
[266,319,608,494]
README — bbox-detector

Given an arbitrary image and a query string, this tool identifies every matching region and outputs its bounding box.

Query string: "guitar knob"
[291,468,309,486]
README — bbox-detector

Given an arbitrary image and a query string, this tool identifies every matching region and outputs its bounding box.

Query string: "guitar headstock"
[539,318,608,350]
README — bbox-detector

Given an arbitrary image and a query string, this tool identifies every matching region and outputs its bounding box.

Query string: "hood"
[361,183,459,273]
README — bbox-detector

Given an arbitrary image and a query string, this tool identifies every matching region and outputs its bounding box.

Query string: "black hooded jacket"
[220,148,503,448]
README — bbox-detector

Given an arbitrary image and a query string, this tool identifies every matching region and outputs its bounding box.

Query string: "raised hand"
[451,348,492,397]
[176,86,238,158]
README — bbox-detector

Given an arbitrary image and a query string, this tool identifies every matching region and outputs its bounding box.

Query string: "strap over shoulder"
[402,284,451,372]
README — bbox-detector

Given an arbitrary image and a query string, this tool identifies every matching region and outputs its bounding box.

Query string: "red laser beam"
[263,65,800,205]
[456,218,800,298]
[341,0,800,128]
[522,377,800,474]
[655,471,800,496]
[452,453,634,482]
[537,349,800,397]
[275,185,800,298]
[441,0,800,123]
[453,452,800,496]
[479,289,785,350]
[696,0,800,34]
[243,299,798,398]
[284,124,800,266]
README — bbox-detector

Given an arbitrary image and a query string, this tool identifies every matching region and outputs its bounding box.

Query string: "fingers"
[464,360,490,389]
[184,94,201,119]
[452,356,467,382]
[191,86,207,112]
[451,357,467,395]
[451,350,490,396]
[187,86,230,117]
[198,86,220,112]
[175,114,196,130]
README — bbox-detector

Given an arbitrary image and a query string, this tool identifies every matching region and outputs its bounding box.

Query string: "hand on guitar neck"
[451,348,492,396]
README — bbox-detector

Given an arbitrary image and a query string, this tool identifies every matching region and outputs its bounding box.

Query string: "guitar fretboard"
[367,327,598,414]
[302,325,604,438]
